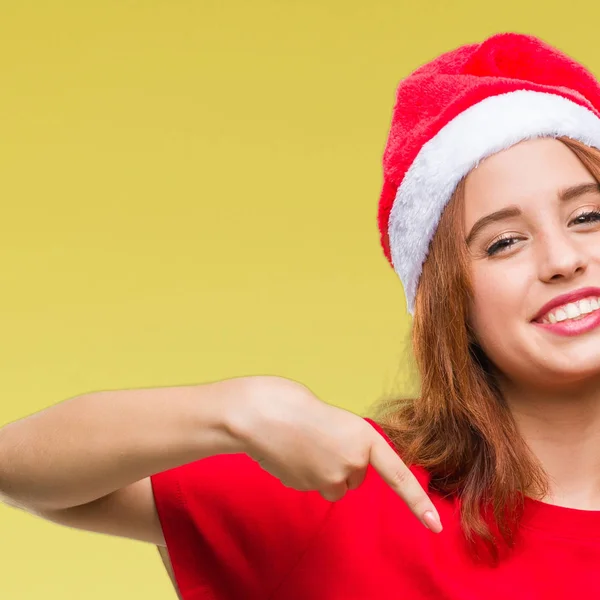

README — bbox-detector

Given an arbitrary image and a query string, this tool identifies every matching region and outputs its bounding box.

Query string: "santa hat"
[378,32,600,314]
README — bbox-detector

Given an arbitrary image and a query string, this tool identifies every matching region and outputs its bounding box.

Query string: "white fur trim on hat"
[388,90,600,314]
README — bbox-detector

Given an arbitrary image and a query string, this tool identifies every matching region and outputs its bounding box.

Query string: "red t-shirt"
[150,418,600,599]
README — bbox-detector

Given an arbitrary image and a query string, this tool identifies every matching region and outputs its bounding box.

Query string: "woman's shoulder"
[150,441,334,597]
[149,416,441,597]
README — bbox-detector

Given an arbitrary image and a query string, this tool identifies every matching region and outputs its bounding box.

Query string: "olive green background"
[1,1,598,597]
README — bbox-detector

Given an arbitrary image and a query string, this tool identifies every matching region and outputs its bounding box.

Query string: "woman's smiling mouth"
[539,297,600,323]
[531,287,600,336]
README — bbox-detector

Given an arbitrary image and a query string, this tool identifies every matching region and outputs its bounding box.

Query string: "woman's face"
[464,138,600,389]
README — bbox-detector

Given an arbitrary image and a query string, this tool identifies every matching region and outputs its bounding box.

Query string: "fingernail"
[423,510,443,533]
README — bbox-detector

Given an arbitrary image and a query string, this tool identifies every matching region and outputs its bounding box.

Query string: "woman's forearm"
[0,379,247,512]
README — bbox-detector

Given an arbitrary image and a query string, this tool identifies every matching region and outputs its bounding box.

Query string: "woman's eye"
[571,210,600,226]
[484,210,600,257]
[486,236,519,256]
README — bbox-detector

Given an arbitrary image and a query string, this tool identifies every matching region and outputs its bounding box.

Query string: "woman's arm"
[0,379,247,512]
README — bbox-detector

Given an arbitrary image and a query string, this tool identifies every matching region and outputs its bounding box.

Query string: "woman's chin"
[477,328,600,390]
[523,359,600,391]
[492,347,600,391]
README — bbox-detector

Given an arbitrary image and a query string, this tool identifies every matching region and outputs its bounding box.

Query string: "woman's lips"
[532,309,600,337]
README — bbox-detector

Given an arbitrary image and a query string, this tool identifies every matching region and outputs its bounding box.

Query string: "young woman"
[2,32,600,599]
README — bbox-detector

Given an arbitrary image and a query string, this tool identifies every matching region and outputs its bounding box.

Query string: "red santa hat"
[378,32,600,314]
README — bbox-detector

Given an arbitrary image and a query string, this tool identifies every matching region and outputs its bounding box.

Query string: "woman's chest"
[272,523,600,600]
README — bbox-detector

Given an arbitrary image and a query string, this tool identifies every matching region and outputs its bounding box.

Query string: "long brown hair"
[374,137,600,561]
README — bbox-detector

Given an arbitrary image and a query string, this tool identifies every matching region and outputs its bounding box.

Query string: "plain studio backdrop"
[1,1,599,598]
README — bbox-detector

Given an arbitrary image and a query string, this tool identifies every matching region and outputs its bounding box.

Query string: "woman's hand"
[224,375,443,533]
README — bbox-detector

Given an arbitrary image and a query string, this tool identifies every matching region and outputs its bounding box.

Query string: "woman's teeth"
[541,297,600,324]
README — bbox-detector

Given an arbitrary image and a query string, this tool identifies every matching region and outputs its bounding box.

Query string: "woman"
[2,32,600,598]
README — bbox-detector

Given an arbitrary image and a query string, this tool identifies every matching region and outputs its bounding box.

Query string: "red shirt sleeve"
[150,452,333,600]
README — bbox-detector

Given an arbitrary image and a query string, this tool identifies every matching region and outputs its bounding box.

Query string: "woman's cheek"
[469,269,514,338]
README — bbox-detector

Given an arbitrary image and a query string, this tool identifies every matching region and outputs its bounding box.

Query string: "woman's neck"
[502,376,600,510]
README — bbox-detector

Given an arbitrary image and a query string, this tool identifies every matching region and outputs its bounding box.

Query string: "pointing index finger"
[369,435,443,533]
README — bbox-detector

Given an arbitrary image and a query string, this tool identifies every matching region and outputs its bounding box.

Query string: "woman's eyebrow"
[465,206,521,247]
[559,182,600,201]
[465,182,600,246]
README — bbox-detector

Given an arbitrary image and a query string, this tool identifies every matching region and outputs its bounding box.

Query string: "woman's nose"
[536,231,588,282]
